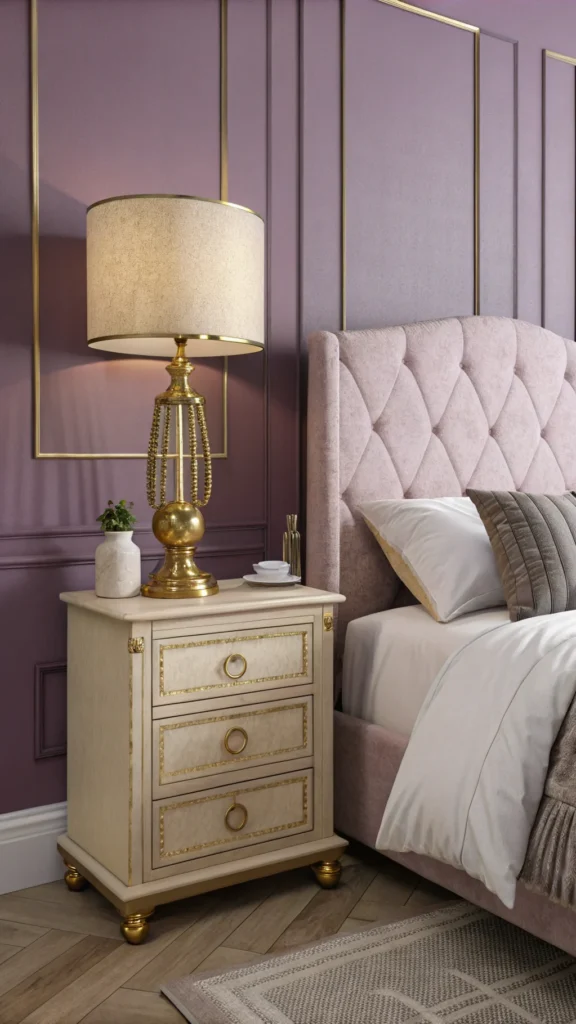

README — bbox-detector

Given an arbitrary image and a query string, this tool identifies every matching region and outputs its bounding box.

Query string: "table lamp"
[86,194,265,599]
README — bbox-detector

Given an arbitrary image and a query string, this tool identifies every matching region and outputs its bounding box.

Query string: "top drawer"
[153,623,313,706]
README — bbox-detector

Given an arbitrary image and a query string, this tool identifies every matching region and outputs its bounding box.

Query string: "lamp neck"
[161,337,200,404]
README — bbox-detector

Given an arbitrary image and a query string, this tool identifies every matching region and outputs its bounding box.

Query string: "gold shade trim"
[86,192,262,221]
[88,333,263,351]
[30,0,231,459]
[350,0,481,323]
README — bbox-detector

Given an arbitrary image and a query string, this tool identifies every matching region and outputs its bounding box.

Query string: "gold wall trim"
[340,0,347,331]
[29,0,229,459]
[541,48,576,330]
[545,49,576,67]
[220,0,229,203]
[347,0,481,320]
[376,0,478,34]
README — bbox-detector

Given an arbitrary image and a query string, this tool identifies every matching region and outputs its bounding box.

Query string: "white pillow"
[360,496,505,622]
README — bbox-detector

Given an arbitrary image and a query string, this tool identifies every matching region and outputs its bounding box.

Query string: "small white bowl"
[253,560,290,577]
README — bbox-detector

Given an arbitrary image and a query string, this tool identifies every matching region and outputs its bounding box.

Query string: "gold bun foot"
[64,864,88,892]
[141,501,218,599]
[120,911,153,945]
[312,859,342,890]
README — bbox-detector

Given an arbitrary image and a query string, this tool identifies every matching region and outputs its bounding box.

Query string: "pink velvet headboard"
[306,316,576,640]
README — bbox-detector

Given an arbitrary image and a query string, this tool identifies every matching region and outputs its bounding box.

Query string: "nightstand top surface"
[60,578,345,621]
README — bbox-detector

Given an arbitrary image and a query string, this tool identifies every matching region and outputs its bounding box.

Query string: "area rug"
[162,902,576,1023]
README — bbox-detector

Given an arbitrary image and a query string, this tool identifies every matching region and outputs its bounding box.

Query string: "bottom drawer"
[153,768,313,868]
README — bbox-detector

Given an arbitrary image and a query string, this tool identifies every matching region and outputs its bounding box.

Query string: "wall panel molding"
[30,0,228,460]
[541,48,576,338]
[34,661,67,759]
[0,522,266,571]
[344,0,479,330]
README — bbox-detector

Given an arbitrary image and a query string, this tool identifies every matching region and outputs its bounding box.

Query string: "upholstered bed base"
[334,710,576,955]
[307,317,576,954]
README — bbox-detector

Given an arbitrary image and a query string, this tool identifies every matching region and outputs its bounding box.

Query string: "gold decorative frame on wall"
[340,0,480,330]
[541,48,576,331]
[29,0,230,460]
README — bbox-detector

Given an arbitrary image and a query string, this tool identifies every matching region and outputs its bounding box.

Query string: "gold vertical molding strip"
[473,29,480,315]
[367,0,481,319]
[30,0,40,457]
[220,0,228,203]
[220,0,229,452]
[29,0,228,459]
[340,0,347,332]
[541,49,576,331]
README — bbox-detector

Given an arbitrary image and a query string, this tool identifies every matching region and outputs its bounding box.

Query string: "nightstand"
[58,579,347,943]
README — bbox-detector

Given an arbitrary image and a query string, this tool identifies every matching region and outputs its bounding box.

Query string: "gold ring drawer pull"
[225,801,248,832]
[224,726,248,755]
[223,653,247,680]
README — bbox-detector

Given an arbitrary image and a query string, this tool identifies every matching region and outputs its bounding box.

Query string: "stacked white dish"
[243,560,301,587]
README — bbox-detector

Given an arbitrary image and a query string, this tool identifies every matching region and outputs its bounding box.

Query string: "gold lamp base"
[141,500,218,599]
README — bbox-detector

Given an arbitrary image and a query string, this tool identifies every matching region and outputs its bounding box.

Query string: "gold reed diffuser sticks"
[282,514,301,578]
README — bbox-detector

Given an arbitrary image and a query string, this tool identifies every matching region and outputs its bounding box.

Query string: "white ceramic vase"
[95,531,141,599]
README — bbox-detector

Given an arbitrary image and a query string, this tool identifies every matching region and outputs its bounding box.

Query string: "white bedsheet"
[342,605,509,737]
[377,610,576,908]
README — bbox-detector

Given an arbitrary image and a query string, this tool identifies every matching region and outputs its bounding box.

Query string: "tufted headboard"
[306,316,576,642]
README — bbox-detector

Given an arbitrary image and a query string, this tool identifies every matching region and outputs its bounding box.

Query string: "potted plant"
[94,500,141,598]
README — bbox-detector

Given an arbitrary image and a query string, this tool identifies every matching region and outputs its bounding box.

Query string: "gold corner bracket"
[128,638,145,655]
[29,0,229,460]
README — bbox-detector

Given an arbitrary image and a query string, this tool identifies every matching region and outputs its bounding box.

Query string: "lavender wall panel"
[301,0,342,340]
[346,0,475,328]
[267,0,301,557]
[37,0,222,457]
[543,54,576,340]
[226,0,268,532]
[480,34,517,317]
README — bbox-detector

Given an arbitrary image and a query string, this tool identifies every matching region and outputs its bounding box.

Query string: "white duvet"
[376,610,576,908]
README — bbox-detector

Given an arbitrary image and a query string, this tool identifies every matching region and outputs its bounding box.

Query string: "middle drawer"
[153,695,313,795]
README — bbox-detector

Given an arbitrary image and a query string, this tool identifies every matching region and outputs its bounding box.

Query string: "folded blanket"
[522,695,576,907]
[376,611,576,908]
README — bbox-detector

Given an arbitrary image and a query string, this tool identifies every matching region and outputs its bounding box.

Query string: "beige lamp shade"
[86,194,265,358]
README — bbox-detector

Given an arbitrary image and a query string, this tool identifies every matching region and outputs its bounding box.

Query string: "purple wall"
[1,0,576,814]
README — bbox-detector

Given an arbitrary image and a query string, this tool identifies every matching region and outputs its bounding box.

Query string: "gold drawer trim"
[159,702,309,780]
[158,775,309,859]
[159,630,309,697]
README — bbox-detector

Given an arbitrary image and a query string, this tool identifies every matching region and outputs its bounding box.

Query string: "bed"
[306,314,576,954]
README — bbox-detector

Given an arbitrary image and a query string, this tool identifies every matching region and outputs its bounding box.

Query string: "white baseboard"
[0,801,67,894]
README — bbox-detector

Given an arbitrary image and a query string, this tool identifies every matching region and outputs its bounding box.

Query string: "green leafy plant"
[96,499,137,533]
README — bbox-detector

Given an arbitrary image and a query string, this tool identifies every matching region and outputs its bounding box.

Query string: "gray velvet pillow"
[466,490,576,621]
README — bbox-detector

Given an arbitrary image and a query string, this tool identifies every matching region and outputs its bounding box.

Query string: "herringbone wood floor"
[0,844,457,1023]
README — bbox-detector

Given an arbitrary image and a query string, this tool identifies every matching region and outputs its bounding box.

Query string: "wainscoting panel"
[34,662,67,759]
[479,33,518,317]
[542,50,576,340]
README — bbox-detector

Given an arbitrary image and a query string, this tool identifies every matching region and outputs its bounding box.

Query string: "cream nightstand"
[58,579,347,943]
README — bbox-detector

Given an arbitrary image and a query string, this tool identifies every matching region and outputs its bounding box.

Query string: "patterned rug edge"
[161,900,470,1024]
